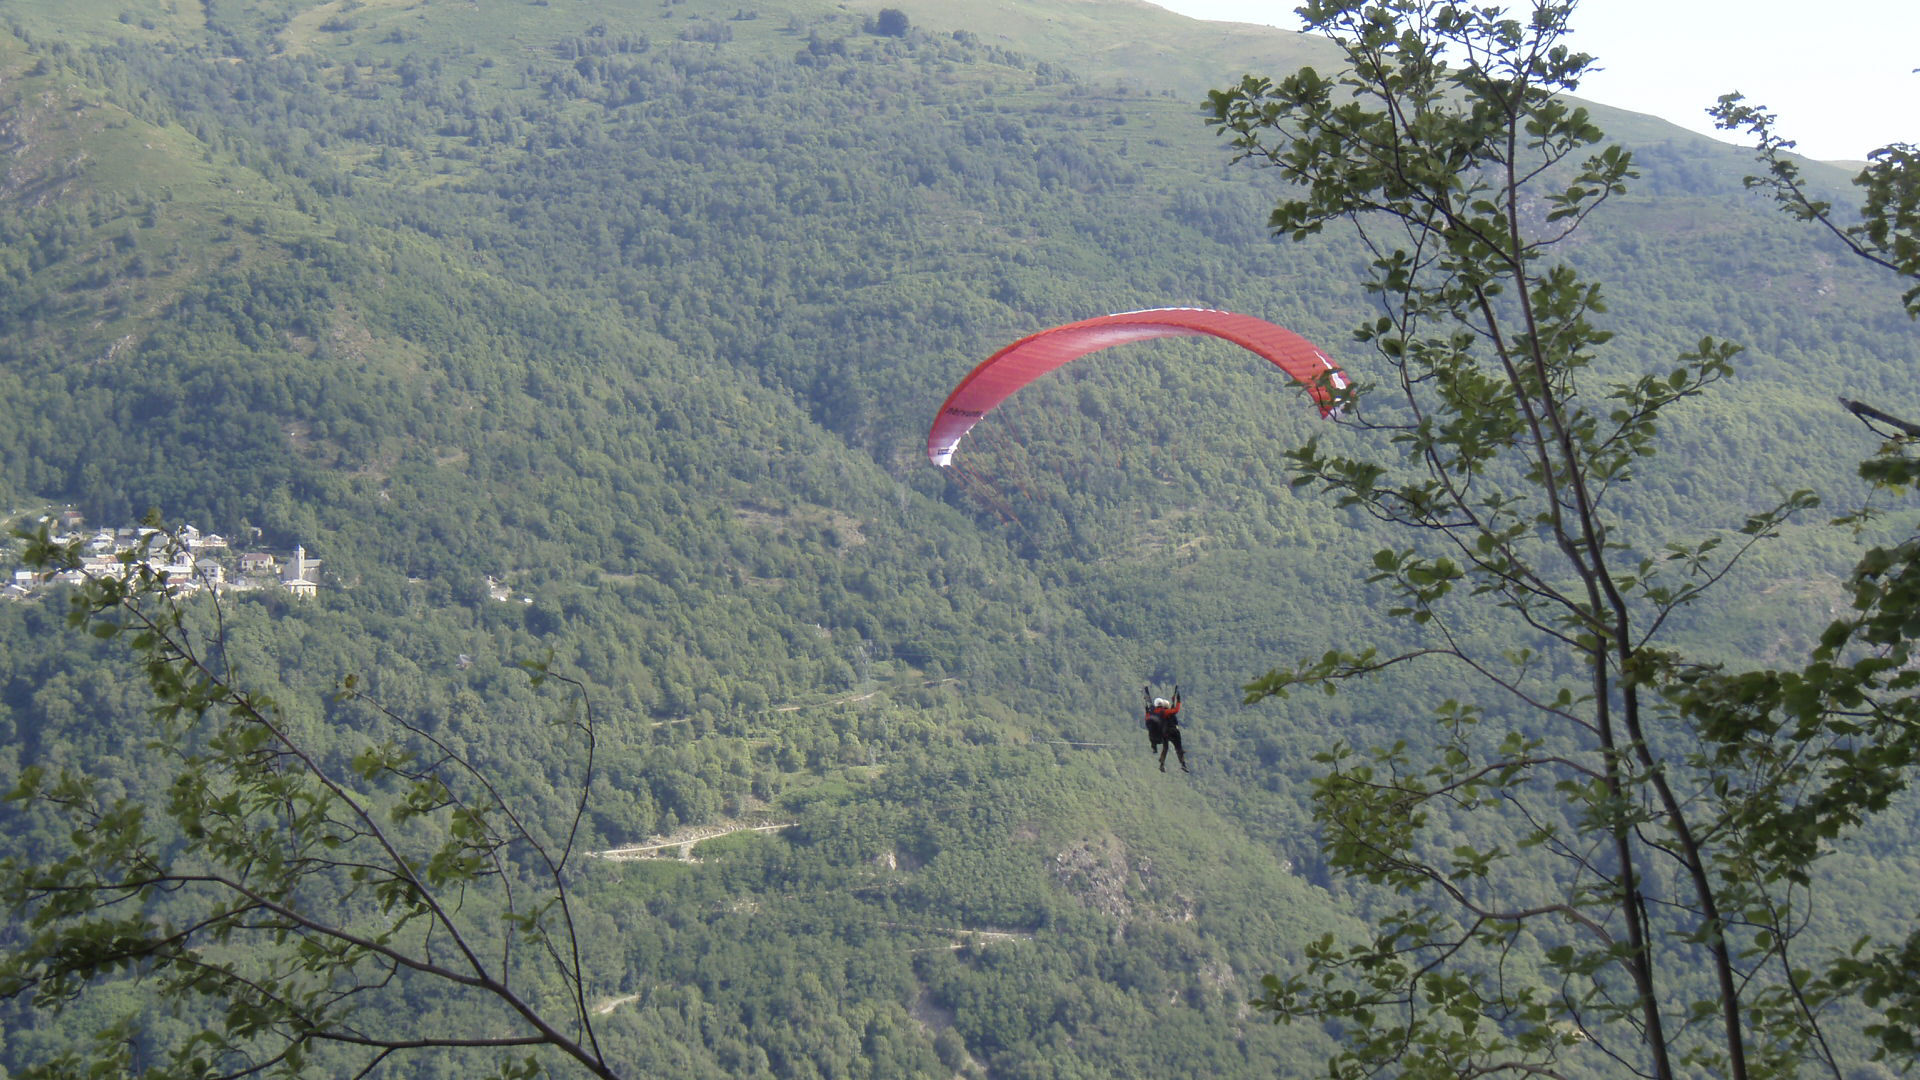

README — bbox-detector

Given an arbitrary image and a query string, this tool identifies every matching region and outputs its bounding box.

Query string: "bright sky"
[1151,0,1918,161]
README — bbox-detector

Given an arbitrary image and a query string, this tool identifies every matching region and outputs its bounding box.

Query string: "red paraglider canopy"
[926,307,1347,466]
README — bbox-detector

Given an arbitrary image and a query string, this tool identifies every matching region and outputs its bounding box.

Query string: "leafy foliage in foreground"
[1210,2,1917,1078]
[1712,94,1920,318]
[5,525,616,1078]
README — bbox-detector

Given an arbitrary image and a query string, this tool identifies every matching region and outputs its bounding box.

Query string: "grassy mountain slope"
[1,0,1915,1075]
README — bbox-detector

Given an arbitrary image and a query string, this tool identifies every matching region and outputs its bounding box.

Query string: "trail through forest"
[589,822,798,860]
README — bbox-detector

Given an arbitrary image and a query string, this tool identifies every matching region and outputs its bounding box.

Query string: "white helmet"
[1153,698,1171,709]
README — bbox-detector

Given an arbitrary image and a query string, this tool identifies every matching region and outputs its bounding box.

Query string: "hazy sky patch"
[1151,0,1916,161]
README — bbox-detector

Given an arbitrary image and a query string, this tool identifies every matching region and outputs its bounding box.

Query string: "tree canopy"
[0,0,1915,1075]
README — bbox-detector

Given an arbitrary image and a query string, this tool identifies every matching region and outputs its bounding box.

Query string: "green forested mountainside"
[0,0,1915,1075]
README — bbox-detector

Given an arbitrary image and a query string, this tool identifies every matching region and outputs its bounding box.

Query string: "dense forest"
[0,0,1915,1075]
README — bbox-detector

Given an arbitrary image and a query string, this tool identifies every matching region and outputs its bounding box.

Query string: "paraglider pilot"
[1142,686,1187,773]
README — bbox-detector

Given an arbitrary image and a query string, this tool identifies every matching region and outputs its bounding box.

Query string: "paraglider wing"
[926,308,1346,466]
